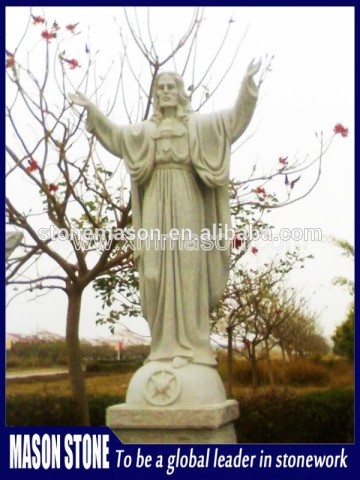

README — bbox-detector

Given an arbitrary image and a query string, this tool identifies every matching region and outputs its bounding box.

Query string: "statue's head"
[151,71,193,123]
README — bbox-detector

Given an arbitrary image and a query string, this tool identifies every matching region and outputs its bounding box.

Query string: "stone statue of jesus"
[70,60,260,370]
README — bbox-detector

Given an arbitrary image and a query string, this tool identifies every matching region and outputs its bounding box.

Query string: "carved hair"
[151,71,193,124]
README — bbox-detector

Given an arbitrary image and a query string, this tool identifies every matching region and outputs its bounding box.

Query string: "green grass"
[6,359,354,440]
[6,371,133,397]
[6,355,353,400]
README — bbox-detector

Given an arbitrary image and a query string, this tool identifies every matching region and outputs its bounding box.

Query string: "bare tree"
[5,7,255,424]
[212,249,313,391]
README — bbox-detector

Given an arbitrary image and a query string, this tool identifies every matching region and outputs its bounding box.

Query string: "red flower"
[25,158,39,173]
[251,246,258,255]
[333,123,349,137]
[6,56,15,68]
[61,57,80,69]
[233,233,245,249]
[32,15,45,25]
[41,30,56,42]
[48,183,59,193]
[68,59,80,69]
[255,186,266,195]
[66,23,79,33]
[278,156,288,165]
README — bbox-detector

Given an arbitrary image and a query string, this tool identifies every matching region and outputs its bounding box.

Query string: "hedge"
[6,394,123,426]
[85,360,143,374]
[7,387,353,443]
[236,387,353,443]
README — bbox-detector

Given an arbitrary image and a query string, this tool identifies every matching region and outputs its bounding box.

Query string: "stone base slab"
[107,400,239,444]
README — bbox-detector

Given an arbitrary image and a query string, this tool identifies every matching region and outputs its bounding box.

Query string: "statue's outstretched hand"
[246,58,262,79]
[68,92,92,108]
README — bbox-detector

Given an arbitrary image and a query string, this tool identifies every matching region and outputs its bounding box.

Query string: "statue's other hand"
[246,58,261,78]
[68,92,92,108]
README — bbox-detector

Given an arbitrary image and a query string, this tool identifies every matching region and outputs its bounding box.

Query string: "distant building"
[6,333,23,350]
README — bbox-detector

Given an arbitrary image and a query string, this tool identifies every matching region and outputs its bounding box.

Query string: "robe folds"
[86,90,257,365]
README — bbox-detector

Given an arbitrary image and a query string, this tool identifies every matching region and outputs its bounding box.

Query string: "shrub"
[6,394,79,426]
[218,356,270,386]
[218,356,348,388]
[7,387,353,443]
[6,339,117,368]
[236,387,353,443]
[6,393,124,426]
[86,360,143,373]
[279,359,330,386]
[89,395,125,425]
[121,344,151,361]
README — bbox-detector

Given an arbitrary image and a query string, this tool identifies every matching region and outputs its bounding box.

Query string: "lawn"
[6,361,354,441]
[6,371,133,397]
[6,356,353,398]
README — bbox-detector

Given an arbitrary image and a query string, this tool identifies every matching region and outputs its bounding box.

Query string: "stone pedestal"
[107,400,238,443]
[106,361,239,444]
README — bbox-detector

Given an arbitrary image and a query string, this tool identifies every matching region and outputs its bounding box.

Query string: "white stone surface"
[107,400,239,444]
[107,400,239,428]
[106,361,239,444]
[110,423,237,444]
[72,67,258,442]
[126,361,227,407]
[70,65,258,367]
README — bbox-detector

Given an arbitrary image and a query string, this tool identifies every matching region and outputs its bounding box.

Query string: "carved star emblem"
[145,369,181,406]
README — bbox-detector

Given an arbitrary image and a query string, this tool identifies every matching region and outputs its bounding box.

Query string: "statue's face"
[156,75,179,109]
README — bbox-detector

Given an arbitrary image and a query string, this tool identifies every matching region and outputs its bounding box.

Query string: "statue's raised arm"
[69,91,127,159]
[68,92,93,109]
[228,58,261,143]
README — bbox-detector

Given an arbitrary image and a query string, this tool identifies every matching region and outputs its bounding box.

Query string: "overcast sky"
[6,6,354,341]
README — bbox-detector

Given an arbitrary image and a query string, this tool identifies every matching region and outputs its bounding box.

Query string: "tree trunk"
[250,346,258,391]
[286,347,293,361]
[280,342,286,362]
[226,326,233,397]
[265,338,274,386]
[66,286,89,425]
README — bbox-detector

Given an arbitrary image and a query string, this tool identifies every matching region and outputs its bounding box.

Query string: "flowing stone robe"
[86,79,257,366]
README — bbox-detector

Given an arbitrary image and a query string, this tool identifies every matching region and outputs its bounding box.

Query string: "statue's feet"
[172,356,189,369]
